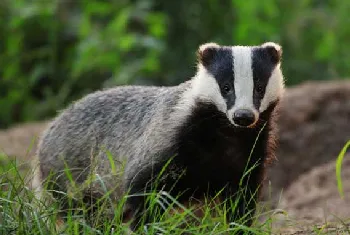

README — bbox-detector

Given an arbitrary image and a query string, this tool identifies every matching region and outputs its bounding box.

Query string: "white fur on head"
[198,42,220,53]
[227,46,258,125]
[259,64,284,112]
[178,64,226,114]
[259,42,284,112]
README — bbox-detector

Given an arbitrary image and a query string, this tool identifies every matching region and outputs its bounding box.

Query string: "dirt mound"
[0,121,48,160]
[265,80,350,203]
[269,156,350,234]
[279,155,350,223]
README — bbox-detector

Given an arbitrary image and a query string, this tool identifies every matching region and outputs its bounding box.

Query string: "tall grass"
[0,153,278,235]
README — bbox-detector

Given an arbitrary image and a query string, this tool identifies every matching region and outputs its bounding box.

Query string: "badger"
[36,41,285,231]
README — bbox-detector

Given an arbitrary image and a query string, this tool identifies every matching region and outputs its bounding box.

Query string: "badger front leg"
[223,178,261,231]
[123,192,150,231]
[122,156,178,231]
[122,166,158,231]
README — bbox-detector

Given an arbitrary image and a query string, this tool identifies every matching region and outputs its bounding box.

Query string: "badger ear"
[197,42,220,66]
[261,42,282,64]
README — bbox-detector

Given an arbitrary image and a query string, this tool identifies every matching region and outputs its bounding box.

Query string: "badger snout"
[233,109,256,127]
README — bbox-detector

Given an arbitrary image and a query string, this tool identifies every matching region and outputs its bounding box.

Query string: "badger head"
[190,42,285,128]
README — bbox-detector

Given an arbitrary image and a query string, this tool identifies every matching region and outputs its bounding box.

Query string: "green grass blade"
[336,140,350,198]
[105,150,116,175]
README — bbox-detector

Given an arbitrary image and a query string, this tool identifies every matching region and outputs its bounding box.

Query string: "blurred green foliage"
[0,0,349,128]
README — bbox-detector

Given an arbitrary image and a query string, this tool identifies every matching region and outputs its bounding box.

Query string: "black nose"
[233,109,256,127]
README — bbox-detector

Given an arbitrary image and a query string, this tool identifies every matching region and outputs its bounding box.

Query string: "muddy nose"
[233,109,256,127]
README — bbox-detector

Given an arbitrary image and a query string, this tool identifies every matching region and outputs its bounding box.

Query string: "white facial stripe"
[178,65,226,114]
[192,66,227,112]
[232,46,255,111]
[259,64,284,112]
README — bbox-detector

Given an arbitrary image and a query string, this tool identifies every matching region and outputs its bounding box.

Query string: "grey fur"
[38,81,192,201]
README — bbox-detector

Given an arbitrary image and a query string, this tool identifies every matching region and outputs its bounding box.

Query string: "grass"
[0,153,281,235]
[1,139,349,234]
[336,140,350,198]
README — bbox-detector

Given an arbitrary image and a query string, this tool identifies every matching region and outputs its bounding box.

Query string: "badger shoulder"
[37,83,190,180]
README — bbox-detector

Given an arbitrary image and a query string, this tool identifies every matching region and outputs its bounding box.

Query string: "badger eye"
[223,84,231,94]
[256,85,263,94]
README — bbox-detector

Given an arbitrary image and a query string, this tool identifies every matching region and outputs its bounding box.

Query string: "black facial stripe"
[252,47,277,110]
[202,47,235,110]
